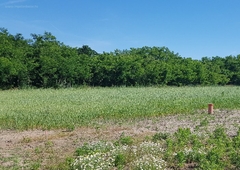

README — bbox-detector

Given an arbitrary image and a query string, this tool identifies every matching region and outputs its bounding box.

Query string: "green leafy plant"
[175,151,186,167]
[115,133,134,146]
[152,132,169,142]
[114,153,126,168]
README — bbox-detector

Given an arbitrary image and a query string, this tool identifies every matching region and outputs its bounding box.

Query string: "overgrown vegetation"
[0,86,240,130]
[72,127,240,170]
[0,86,239,169]
[1,28,240,89]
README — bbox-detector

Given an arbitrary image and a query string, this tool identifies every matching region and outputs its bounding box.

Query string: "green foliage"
[75,143,94,156]
[1,28,240,89]
[114,153,126,168]
[115,133,134,146]
[175,151,186,167]
[174,128,192,146]
[163,127,240,169]
[72,128,240,170]
[152,132,169,142]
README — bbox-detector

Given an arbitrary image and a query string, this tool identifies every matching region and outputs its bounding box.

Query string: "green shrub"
[152,132,169,142]
[114,153,126,168]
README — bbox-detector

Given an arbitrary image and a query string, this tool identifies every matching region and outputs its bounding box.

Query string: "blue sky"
[0,0,240,59]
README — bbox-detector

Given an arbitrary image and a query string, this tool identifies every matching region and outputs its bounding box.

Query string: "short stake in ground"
[208,103,213,114]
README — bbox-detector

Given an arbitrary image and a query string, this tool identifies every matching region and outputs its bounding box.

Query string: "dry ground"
[0,109,240,169]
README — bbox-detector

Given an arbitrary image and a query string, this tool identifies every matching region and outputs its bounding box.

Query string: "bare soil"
[0,109,240,169]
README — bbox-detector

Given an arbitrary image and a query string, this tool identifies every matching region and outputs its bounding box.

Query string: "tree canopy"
[0,28,240,89]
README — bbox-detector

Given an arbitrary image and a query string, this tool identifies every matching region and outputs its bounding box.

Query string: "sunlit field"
[0,86,240,130]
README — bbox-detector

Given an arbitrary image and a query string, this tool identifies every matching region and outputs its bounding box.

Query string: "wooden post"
[208,103,213,114]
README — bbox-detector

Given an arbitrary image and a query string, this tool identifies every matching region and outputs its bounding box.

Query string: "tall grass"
[0,86,240,130]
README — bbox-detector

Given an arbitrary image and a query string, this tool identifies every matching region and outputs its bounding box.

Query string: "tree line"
[0,28,240,89]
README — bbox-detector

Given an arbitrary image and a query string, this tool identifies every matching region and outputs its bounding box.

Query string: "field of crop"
[0,86,240,130]
[0,86,240,169]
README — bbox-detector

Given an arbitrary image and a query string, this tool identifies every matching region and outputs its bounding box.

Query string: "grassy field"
[0,86,240,130]
[1,86,240,169]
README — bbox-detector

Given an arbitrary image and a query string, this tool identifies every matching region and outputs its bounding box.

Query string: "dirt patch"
[0,109,240,169]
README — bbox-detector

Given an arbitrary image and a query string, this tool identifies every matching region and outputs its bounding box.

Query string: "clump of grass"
[115,132,134,146]
[152,132,169,142]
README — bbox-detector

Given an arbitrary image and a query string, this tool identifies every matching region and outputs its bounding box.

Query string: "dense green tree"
[0,28,240,89]
[202,56,230,85]
[77,45,98,56]
[90,53,117,86]
[0,28,31,88]
[225,55,240,85]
